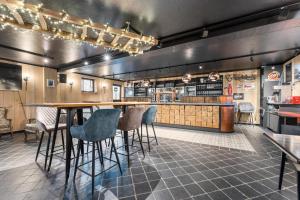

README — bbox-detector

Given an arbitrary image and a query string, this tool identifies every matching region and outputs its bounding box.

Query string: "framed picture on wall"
[47,79,55,87]
[233,93,244,100]
[113,85,121,101]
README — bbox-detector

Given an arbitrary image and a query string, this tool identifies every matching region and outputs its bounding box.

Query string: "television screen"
[0,63,22,91]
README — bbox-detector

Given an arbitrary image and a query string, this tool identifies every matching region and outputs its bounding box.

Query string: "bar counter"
[266,103,300,134]
[150,102,235,133]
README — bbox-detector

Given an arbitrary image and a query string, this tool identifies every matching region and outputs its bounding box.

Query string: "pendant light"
[142,79,151,87]
[182,74,192,83]
[208,72,220,82]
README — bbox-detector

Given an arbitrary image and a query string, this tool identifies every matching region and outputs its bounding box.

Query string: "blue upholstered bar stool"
[71,109,122,196]
[133,106,158,152]
[142,106,158,151]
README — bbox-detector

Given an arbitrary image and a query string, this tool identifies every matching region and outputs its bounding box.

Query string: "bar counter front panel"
[150,103,234,133]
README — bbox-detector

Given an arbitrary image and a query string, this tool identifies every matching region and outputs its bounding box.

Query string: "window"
[81,78,95,92]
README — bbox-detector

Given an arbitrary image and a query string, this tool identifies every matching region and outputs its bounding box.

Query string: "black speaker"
[59,74,67,83]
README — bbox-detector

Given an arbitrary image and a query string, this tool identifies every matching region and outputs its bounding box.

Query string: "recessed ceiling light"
[199,66,203,69]
[104,53,111,61]
[84,61,89,65]
[44,58,49,63]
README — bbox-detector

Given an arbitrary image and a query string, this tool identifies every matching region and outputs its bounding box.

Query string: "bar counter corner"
[150,102,235,133]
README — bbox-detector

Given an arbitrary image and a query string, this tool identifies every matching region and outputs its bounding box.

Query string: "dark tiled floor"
[0,125,298,200]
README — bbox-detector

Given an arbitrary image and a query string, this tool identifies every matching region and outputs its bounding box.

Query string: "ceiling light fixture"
[208,72,220,82]
[199,65,203,69]
[104,53,111,61]
[0,1,158,55]
[84,61,89,65]
[142,79,151,87]
[43,58,49,64]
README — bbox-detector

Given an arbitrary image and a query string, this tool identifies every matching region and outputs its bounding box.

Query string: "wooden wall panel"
[223,69,260,124]
[0,60,123,132]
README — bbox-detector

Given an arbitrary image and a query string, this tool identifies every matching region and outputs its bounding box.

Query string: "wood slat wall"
[0,61,124,132]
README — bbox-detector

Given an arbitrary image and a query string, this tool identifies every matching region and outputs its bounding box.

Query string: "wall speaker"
[59,74,67,83]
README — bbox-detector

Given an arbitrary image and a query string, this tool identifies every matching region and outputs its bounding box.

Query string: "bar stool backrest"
[119,107,144,131]
[83,109,121,141]
[239,102,254,113]
[36,107,58,132]
[142,106,157,124]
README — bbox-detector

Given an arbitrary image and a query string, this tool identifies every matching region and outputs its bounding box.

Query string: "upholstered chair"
[132,106,158,151]
[35,107,68,170]
[238,102,255,124]
[141,106,158,151]
[116,107,145,165]
[71,109,121,197]
[24,118,39,142]
[0,107,12,138]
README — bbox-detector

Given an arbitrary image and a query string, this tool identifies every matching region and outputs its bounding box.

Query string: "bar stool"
[114,107,145,165]
[238,102,255,125]
[132,106,158,152]
[71,109,122,196]
[35,107,67,170]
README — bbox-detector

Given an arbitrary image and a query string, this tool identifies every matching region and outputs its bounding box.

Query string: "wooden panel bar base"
[154,103,234,133]
[220,106,235,133]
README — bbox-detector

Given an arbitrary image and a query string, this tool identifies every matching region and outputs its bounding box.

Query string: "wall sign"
[233,74,256,81]
[266,71,280,81]
[113,85,121,101]
[233,93,244,100]
[244,82,256,90]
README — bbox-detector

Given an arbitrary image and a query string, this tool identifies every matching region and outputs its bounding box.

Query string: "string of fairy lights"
[0,0,158,55]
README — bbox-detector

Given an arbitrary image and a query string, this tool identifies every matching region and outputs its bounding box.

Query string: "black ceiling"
[0,0,300,79]
[70,18,300,80]
[26,0,296,37]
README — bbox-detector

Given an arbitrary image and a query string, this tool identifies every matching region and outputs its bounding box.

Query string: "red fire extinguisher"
[228,83,232,95]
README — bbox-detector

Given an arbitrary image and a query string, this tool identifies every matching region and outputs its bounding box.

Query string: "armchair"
[24,118,39,142]
[0,107,13,138]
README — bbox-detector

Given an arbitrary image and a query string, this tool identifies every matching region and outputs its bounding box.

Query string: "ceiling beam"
[74,72,125,82]
[0,44,54,59]
[158,1,300,47]
[0,56,55,67]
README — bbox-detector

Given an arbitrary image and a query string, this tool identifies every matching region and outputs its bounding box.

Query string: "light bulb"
[104,54,111,61]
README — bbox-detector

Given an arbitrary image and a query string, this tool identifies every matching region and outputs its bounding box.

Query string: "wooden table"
[26,102,150,186]
[264,132,300,200]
